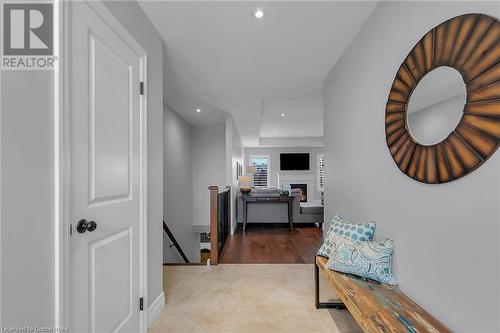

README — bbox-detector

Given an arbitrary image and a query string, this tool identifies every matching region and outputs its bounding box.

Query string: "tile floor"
[149,264,361,333]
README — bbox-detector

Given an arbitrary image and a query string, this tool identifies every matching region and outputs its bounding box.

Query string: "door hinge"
[139,82,144,95]
[139,297,144,311]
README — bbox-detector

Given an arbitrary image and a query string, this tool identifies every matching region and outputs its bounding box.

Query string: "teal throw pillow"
[317,215,375,258]
[326,235,398,285]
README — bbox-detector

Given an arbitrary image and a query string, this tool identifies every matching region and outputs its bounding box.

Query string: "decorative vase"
[240,186,252,195]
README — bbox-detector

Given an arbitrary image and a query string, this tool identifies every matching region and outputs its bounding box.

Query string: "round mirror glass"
[406,66,466,145]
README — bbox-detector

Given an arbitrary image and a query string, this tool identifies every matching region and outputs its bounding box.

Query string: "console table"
[241,195,294,231]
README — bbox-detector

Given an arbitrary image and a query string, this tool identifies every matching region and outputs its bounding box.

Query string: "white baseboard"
[148,291,165,328]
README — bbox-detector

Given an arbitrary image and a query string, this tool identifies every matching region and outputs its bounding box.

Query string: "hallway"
[149,264,361,333]
[219,226,323,264]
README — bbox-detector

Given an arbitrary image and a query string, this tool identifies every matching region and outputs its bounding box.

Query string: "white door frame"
[55,1,149,331]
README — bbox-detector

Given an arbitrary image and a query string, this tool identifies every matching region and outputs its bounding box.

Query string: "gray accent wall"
[244,146,325,201]
[226,116,244,233]
[192,124,227,231]
[323,2,499,331]
[103,0,164,309]
[163,106,198,263]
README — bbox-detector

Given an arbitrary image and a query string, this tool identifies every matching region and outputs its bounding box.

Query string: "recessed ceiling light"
[281,113,285,117]
[254,8,264,19]
[196,108,201,113]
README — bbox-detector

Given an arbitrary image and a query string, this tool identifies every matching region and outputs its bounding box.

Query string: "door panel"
[91,229,132,332]
[90,35,132,204]
[70,2,143,332]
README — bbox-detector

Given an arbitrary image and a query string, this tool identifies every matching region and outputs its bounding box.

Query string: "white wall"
[163,106,198,263]
[244,147,325,200]
[1,70,55,326]
[225,115,244,233]
[103,0,164,309]
[163,111,235,261]
[323,2,499,332]
[192,124,227,229]
[259,136,324,147]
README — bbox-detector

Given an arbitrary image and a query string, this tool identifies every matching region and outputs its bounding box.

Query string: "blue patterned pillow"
[317,215,375,258]
[326,235,398,285]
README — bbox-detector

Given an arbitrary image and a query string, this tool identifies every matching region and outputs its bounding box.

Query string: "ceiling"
[139,1,378,146]
[260,96,323,138]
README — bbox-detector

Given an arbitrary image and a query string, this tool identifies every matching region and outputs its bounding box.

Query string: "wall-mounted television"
[280,153,310,170]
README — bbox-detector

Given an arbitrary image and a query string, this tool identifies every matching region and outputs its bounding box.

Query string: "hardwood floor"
[219,224,324,264]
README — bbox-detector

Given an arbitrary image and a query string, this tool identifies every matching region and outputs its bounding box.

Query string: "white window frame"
[249,154,270,188]
[317,154,325,192]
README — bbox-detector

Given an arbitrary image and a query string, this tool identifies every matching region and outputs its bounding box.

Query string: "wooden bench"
[315,256,452,332]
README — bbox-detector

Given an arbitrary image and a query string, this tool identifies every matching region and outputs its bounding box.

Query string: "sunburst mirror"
[385,13,499,184]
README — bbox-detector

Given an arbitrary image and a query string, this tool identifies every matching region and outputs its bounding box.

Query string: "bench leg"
[315,257,347,310]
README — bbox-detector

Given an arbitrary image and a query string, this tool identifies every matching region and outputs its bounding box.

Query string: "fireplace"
[277,171,313,203]
[291,184,307,202]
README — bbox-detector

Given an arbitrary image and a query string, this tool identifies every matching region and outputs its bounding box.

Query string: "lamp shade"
[238,175,252,187]
[246,165,257,174]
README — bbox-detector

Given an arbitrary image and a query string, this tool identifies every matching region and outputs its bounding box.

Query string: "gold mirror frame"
[385,13,499,184]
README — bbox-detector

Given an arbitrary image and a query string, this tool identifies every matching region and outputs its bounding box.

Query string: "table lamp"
[246,165,257,175]
[238,175,252,187]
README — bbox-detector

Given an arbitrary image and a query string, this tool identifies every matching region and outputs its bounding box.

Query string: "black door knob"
[77,219,97,233]
[87,220,97,232]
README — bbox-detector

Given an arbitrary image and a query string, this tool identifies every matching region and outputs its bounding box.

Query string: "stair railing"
[208,185,231,265]
[163,220,190,264]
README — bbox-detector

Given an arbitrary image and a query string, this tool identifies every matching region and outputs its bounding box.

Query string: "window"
[250,155,269,187]
[317,154,325,191]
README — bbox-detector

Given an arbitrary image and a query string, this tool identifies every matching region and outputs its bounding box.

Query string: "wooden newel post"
[226,185,231,237]
[209,185,219,265]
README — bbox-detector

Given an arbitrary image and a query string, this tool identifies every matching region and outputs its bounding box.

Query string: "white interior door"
[70,2,144,332]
